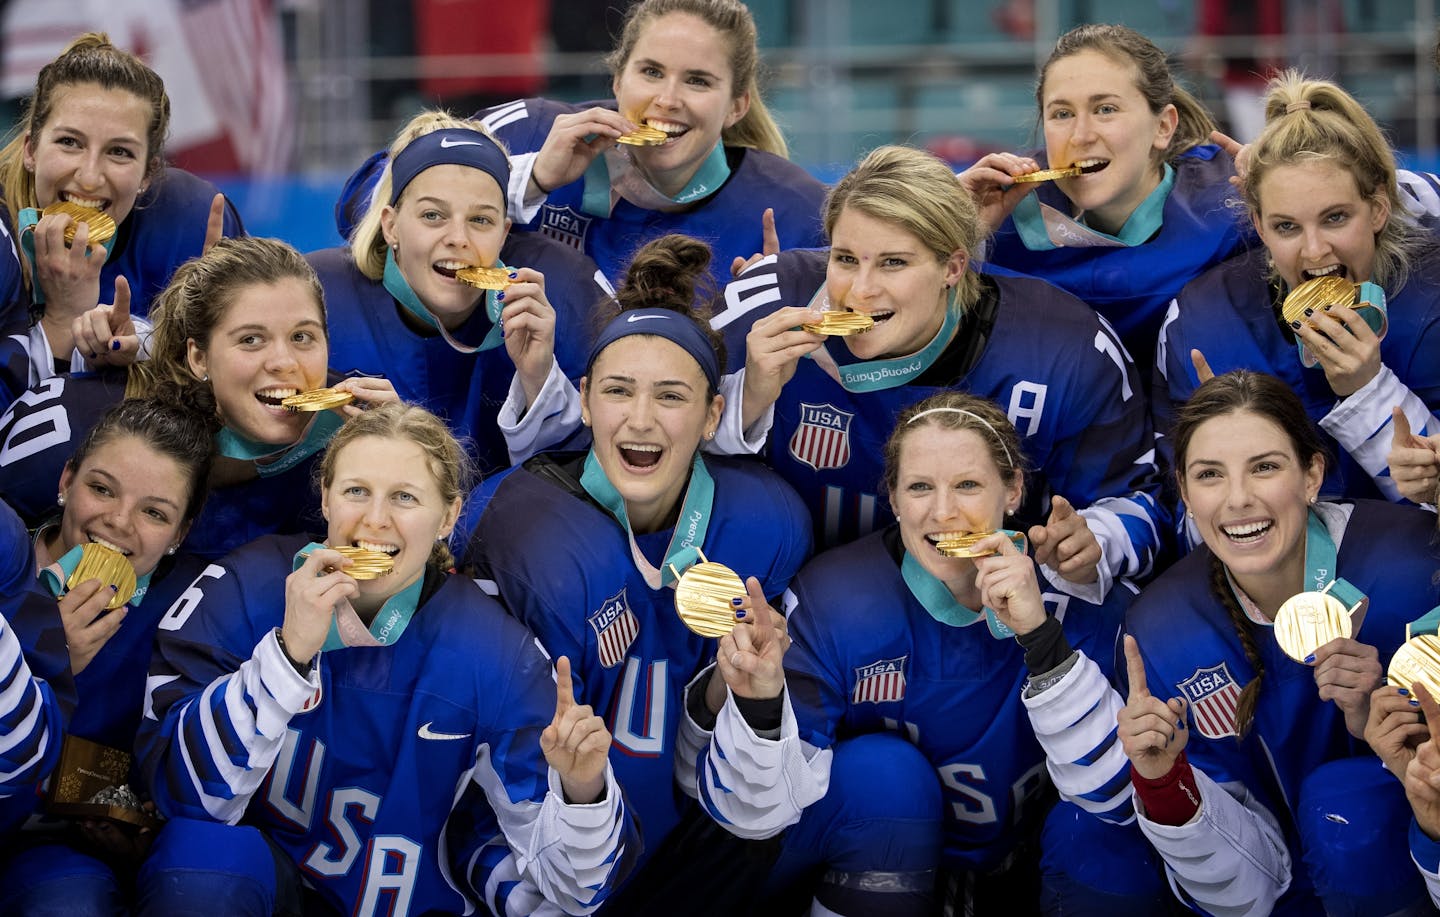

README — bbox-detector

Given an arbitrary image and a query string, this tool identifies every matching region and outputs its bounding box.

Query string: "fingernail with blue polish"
[735,609,747,619]
[1304,653,1316,664]
[1290,320,1302,329]
[1400,687,1411,696]
[496,291,505,301]
[508,271,517,279]
[1303,307,1314,317]
[1413,700,1422,707]
[110,340,120,351]
[731,597,744,606]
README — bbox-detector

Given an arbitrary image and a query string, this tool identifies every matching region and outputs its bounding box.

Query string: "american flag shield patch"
[852,656,908,704]
[588,589,639,669]
[1179,662,1243,739]
[538,204,591,251]
[789,403,854,471]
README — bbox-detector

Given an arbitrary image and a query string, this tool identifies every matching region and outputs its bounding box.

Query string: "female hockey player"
[0,236,398,558]
[691,390,1172,916]
[460,234,812,914]
[1120,370,1440,915]
[135,403,634,916]
[313,110,606,473]
[1156,72,1440,506]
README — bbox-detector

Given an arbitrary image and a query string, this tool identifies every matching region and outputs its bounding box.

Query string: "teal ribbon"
[899,531,1027,639]
[579,449,715,589]
[18,207,119,305]
[1300,509,1366,610]
[382,248,504,353]
[1294,280,1389,369]
[807,286,962,393]
[292,542,424,651]
[580,141,732,217]
[1408,606,1440,640]
[214,410,343,478]
[1012,163,1175,251]
[39,542,153,607]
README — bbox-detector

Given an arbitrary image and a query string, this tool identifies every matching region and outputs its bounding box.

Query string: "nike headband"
[586,307,721,392]
[389,129,511,205]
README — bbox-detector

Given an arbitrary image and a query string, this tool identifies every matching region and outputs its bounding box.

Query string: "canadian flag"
[2,0,291,174]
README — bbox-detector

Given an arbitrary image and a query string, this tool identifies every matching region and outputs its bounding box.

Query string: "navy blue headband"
[389,129,511,205]
[586,308,721,391]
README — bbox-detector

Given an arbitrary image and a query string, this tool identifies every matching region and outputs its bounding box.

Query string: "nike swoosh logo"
[418,722,470,741]
[626,314,667,323]
[439,137,483,148]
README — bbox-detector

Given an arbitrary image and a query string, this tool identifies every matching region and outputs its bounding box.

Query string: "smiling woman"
[0,32,242,397]
[332,0,827,295]
[1154,71,1440,507]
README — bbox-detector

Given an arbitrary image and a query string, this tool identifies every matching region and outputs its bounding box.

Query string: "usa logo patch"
[588,588,639,669]
[538,205,592,251]
[790,403,853,471]
[1178,662,1244,739]
[852,655,907,704]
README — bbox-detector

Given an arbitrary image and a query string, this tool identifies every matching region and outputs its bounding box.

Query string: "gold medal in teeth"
[454,266,512,290]
[1009,165,1083,183]
[280,388,354,412]
[1281,275,1358,326]
[674,560,747,638]
[1389,634,1440,698]
[67,543,137,610]
[933,531,1026,558]
[42,201,117,246]
[1272,590,1353,663]
[324,545,395,580]
[801,310,875,336]
[615,123,669,146]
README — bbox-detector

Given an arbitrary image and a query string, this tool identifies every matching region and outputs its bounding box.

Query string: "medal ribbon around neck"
[580,141,731,217]
[806,285,961,393]
[292,542,423,651]
[1226,508,1367,624]
[40,542,153,607]
[215,410,344,479]
[17,207,119,305]
[899,535,1026,639]
[384,248,505,354]
[579,449,715,590]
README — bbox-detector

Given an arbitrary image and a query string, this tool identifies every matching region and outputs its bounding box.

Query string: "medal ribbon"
[579,450,715,589]
[1011,163,1174,251]
[1406,606,1440,640]
[39,543,152,607]
[581,142,732,217]
[1294,281,1389,369]
[214,410,344,479]
[806,286,961,393]
[383,248,505,353]
[1226,509,1367,624]
[292,542,423,651]
[899,533,1026,639]
[17,207,119,305]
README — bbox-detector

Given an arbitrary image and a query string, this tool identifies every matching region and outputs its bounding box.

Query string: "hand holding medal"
[971,530,1047,637]
[1275,585,1380,738]
[58,543,137,675]
[282,546,362,666]
[281,377,399,419]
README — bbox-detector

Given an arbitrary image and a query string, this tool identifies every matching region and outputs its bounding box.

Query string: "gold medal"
[42,201,116,245]
[328,545,395,580]
[1273,590,1353,662]
[1280,275,1358,326]
[616,123,669,146]
[280,388,354,412]
[1389,634,1440,698]
[1010,166,1083,183]
[67,542,137,610]
[455,265,513,290]
[801,310,874,336]
[673,553,746,638]
[934,531,1027,558]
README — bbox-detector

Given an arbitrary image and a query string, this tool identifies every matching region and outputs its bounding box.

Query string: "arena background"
[2,0,1433,253]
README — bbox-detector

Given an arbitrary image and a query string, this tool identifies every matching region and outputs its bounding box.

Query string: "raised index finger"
[1416,682,1440,743]
[110,275,131,329]
[1124,635,1150,700]
[760,208,779,256]
[1393,406,1416,448]
[554,655,576,713]
[1190,348,1215,384]
[203,193,226,255]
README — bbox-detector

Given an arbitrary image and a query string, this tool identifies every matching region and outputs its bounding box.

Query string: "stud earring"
[1186,509,1194,520]
[704,430,715,441]
[56,493,65,507]
[166,545,177,556]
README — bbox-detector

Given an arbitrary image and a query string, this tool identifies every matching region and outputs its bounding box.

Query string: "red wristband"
[1131,750,1202,826]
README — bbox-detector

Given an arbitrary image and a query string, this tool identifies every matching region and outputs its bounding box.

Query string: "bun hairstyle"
[1242,70,1413,291]
[594,234,728,389]
[67,381,221,526]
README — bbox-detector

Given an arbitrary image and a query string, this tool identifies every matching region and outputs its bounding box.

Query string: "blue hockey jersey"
[137,534,632,916]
